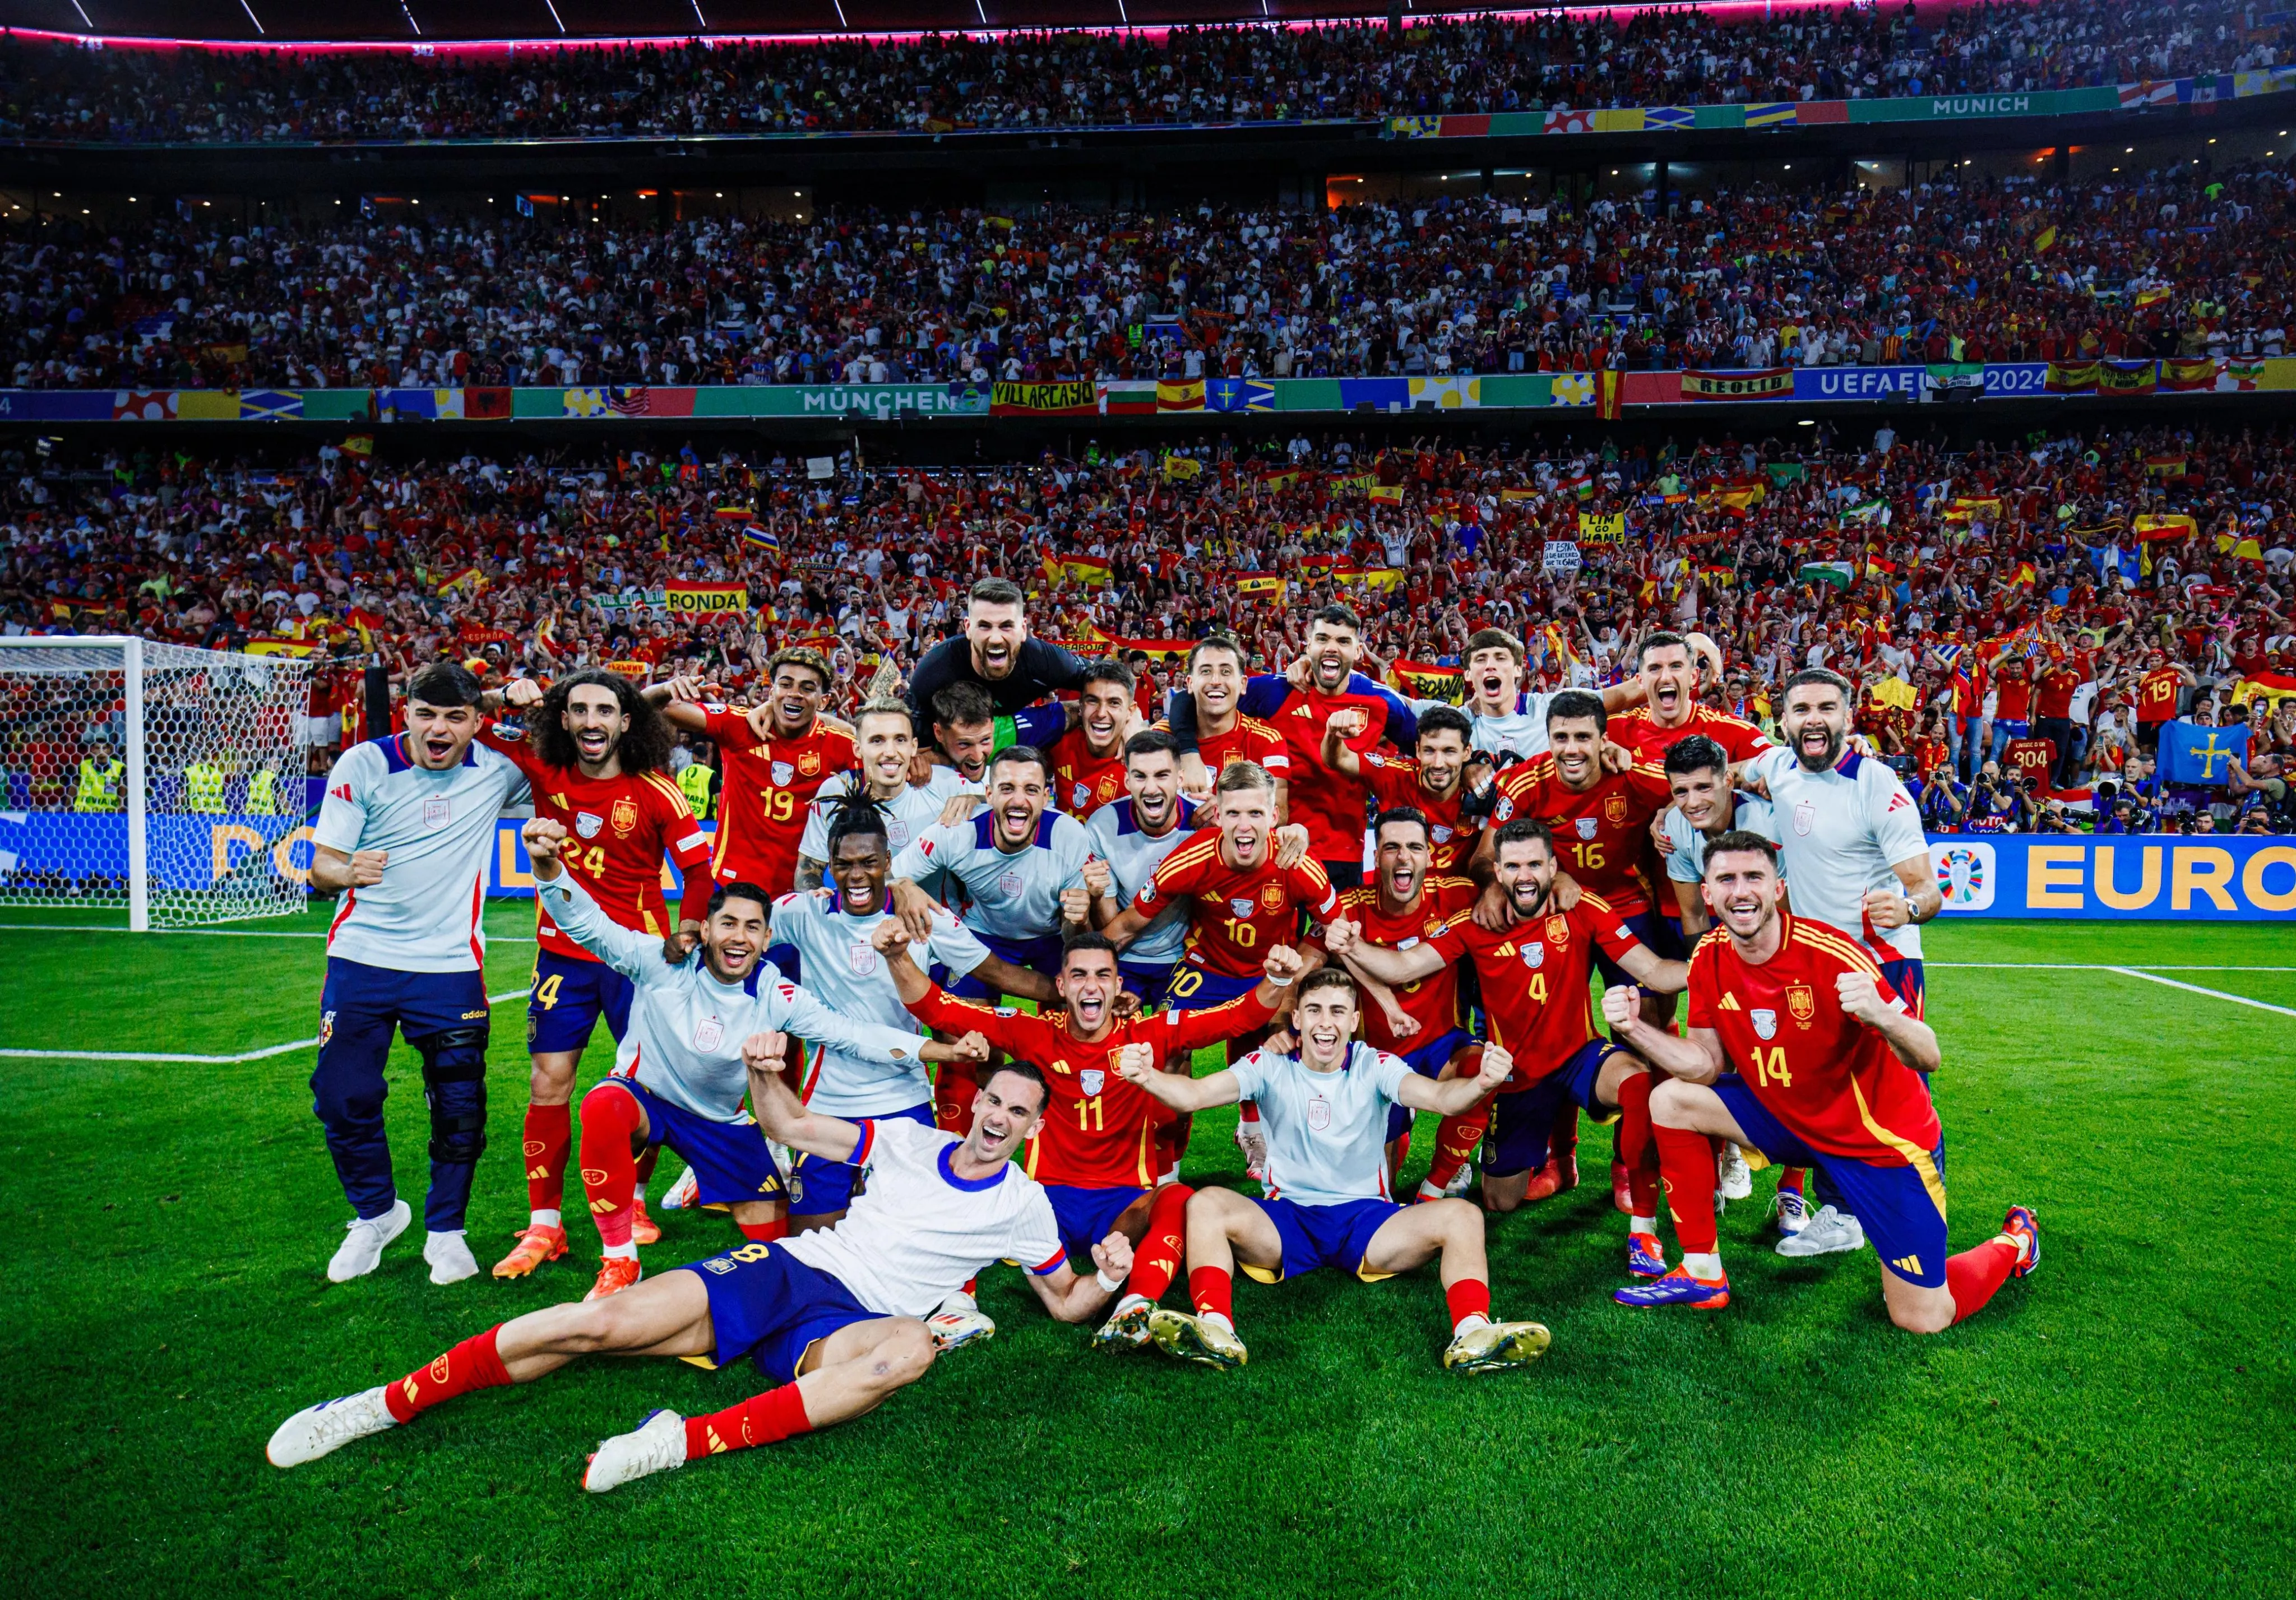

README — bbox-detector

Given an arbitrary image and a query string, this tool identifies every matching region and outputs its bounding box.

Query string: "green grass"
[3,908,2292,1598]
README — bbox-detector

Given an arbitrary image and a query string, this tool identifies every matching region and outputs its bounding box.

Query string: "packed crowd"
[1,2,2281,144]
[11,160,2296,393]
[6,411,2292,831]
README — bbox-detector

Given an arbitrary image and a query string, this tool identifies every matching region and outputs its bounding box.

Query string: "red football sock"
[933,1059,979,1134]
[1126,1183,1192,1304]
[1613,1072,1663,1218]
[1444,1277,1492,1332]
[578,1083,643,1249]
[1424,1105,1488,1192]
[1777,1166,1808,1196]
[1654,1120,1720,1255]
[684,1381,813,1459]
[1155,1112,1193,1175]
[522,1101,572,1217]
[736,1218,787,1242]
[383,1325,510,1423]
[1189,1264,1234,1324]
[1945,1239,2020,1325]
[1388,1130,1412,1177]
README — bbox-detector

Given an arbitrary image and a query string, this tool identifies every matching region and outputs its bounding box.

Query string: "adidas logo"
[1718,992,1742,1010]
[329,783,353,803]
[1891,1254,1924,1276]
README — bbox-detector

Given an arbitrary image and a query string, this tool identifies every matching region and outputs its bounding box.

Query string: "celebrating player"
[1327,820,1685,1259]
[1743,667,1941,1257]
[1607,631,1769,769]
[872,922,1304,1351]
[793,699,946,889]
[904,576,1091,717]
[1605,833,2038,1329]
[1114,968,1552,1375]
[1046,661,1140,817]
[1660,734,1779,939]
[521,815,985,1300]
[1320,704,1478,874]
[307,661,533,1287]
[1085,730,1202,1012]
[266,1048,1128,1492]
[480,670,715,1282]
[1401,627,1653,759]
[1160,633,1290,809]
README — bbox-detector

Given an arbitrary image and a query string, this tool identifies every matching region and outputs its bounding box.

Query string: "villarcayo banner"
[1928,836,2296,919]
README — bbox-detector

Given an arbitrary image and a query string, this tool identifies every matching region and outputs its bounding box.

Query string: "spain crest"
[1545,915,1570,945]
[798,750,822,777]
[1260,882,1287,911]
[609,797,638,836]
[1604,793,1628,825]
[1785,984,1817,1026]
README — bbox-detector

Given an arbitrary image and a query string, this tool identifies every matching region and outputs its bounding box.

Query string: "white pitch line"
[1930,963,2296,971]
[0,987,532,1064]
[0,923,538,943]
[2104,967,2296,1019]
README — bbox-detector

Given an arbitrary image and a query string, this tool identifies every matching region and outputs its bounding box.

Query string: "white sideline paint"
[2103,967,2296,1020]
[0,923,539,943]
[0,988,531,1064]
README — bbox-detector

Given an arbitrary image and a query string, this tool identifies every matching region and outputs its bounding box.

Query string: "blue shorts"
[683,1240,879,1382]
[1994,718,2030,740]
[789,1101,931,1217]
[1484,1038,1620,1177]
[949,931,1063,1001]
[1596,909,1681,986]
[1119,959,1179,1010]
[1711,1074,1949,1288]
[763,943,802,985]
[1385,1027,1477,1142]
[1163,964,1261,1012]
[595,1075,785,1208]
[526,948,634,1055]
[1243,1195,1401,1283]
[1044,1182,1149,1271]
[1878,955,1927,1017]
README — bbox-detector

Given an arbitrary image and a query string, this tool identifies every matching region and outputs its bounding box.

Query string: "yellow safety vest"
[74,758,124,812]
[184,762,229,814]
[676,760,714,820]
[246,768,278,815]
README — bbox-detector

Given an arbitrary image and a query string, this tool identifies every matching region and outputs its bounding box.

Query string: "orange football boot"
[490,1223,569,1279]
[629,1199,662,1246]
[585,1255,644,1301]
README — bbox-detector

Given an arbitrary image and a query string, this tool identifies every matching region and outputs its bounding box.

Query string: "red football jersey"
[1260,685,1393,864]
[904,983,1274,1186]
[1489,756,1673,915]
[2137,667,2184,725]
[1608,704,1775,766]
[1686,912,1941,1168]
[1336,873,1479,1054]
[702,707,855,893]
[1133,825,1340,978]
[1356,751,1473,874]
[482,726,714,964]
[1047,725,1129,818]
[1192,713,1292,780]
[1422,892,1646,1088]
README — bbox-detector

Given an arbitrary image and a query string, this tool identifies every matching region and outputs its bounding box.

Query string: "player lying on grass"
[520,816,987,1301]
[869,919,1303,1352]
[1111,967,1552,1374]
[267,1049,1131,1492]
[1605,832,2039,1330]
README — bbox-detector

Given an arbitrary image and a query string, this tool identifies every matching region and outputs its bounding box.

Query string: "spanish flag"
[2133,513,2197,541]
[1157,379,1205,412]
[1368,484,1405,504]
[2033,225,2058,253]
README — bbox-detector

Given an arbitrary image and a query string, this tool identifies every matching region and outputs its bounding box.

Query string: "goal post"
[0,636,319,929]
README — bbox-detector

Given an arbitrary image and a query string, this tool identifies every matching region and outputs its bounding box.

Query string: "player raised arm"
[1601,985,1726,1083]
[1394,1042,1515,1115]
[1115,1041,1244,1113]
[1023,1231,1136,1324]
[1318,913,1445,987]
[740,1029,871,1162]
[1836,970,1942,1074]
[1319,706,1371,778]
[525,818,678,980]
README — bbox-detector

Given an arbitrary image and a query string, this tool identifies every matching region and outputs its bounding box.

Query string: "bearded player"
[1117,968,1551,1375]
[266,1049,1128,1492]
[872,922,1304,1352]
[483,670,716,1282]
[1606,833,2038,1329]
[1328,820,1685,1267]
[1320,704,1478,875]
[794,698,945,890]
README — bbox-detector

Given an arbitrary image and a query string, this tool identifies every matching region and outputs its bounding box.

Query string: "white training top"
[1746,746,1930,961]
[1662,791,1780,884]
[1228,1041,1413,1207]
[891,808,1095,943]
[781,1117,1066,1316]
[767,888,991,1117]
[798,774,947,865]
[537,873,932,1123]
[314,734,531,973]
[1085,795,1200,968]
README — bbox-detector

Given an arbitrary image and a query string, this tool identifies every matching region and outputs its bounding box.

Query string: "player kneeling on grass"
[1113,968,1550,1374]
[267,1044,1132,1492]
[1604,833,2038,1330]
[520,817,986,1301]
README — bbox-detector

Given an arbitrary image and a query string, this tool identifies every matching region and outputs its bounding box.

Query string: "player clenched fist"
[521,815,568,872]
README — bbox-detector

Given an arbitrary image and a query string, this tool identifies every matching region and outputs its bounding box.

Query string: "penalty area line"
[2105,967,2296,1019]
[0,987,532,1064]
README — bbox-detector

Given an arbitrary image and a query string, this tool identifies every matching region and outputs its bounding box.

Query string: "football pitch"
[2,909,2290,1599]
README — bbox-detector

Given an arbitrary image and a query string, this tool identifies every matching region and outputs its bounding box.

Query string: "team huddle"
[268,579,2039,1492]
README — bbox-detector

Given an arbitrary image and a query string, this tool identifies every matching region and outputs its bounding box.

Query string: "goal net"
[0,637,318,928]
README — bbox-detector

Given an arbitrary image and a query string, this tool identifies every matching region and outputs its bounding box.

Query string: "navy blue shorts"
[684,1240,879,1383]
[1119,959,1179,1010]
[1163,964,1261,1012]
[526,948,633,1055]
[594,1075,785,1208]
[1386,1027,1477,1142]
[949,931,1063,1001]
[1711,1075,1950,1288]
[1044,1182,1150,1271]
[763,943,802,985]
[1596,909,1679,985]
[1243,1195,1400,1282]
[1878,955,1927,1017]
[789,1101,931,1217]
[1484,1038,1619,1177]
